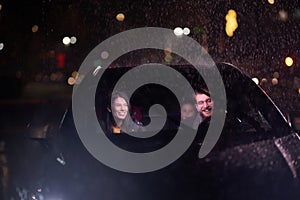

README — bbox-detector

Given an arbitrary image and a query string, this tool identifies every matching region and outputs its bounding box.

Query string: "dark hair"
[106,91,133,132]
[194,87,210,97]
[108,91,131,111]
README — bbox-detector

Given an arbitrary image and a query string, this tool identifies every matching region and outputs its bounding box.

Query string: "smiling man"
[192,88,214,129]
[195,91,213,119]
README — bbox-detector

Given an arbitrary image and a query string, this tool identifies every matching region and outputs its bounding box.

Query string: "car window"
[94,63,292,151]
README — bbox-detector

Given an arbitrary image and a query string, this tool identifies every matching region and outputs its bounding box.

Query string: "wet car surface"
[4,62,300,200]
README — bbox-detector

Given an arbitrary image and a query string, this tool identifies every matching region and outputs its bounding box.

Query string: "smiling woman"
[102,91,143,134]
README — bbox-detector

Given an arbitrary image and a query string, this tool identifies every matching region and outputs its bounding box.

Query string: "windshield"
[216,63,292,148]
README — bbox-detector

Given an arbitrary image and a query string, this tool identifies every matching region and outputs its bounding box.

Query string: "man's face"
[195,93,213,119]
[112,97,129,120]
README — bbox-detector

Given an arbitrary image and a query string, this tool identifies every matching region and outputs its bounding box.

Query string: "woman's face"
[112,97,129,121]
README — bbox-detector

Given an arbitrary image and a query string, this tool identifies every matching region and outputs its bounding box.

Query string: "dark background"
[0,1,299,199]
[1,0,300,114]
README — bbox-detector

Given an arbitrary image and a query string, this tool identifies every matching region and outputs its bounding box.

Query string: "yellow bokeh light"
[116,13,125,22]
[298,88,300,94]
[268,0,275,5]
[72,71,78,78]
[225,9,238,37]
[285,56,294,67]
[32,25,39,33]
[0,4,2,11]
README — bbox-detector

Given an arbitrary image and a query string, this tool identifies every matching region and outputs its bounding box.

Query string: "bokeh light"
[272,78,278,85]
[62,37,71,45]
[50,72,58,81]
[273,71,279,78]
[285,56,294,67]
[261,78,268,85]
[71,71,78,78]
[183,27,190,35]
[279,10,288,21]
[0,43,3,50]
[164,54,173,63]
[32,25,39,33]
[68,77,75,85]
[252,77,259,85]
[268,0,275,5]
[261,78,268,83]
[70,36,77,44]
[116,13,125,21]
[174,27,183,36]
[0,4,3,11]
[298,88,300,95]
[225,9,238,37]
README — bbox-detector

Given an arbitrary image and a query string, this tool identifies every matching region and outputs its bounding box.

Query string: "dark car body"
[21,62,300,200]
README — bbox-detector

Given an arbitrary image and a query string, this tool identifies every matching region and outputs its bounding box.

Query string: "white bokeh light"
[174,27,183,36]
[63,37,71,45]
[70,36,77,44]
[252,77,259,85]
[183,27,190,35]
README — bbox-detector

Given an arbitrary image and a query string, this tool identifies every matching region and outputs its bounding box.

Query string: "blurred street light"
[225,9,238,37]
[183,27,190,35]
[174,27,184,36]
[62,37,71,45]
[32,25,39,33]
[272,78,279,85]
[70,36,77,44]
[279,10,288,21]
[116,13,125,21]
[285,56,294,67]
[267,0,275,5]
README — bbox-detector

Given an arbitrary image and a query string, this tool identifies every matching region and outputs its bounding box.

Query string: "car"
[16,62,300,200]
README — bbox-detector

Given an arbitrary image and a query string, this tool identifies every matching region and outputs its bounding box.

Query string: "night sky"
[0,0,300,108]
